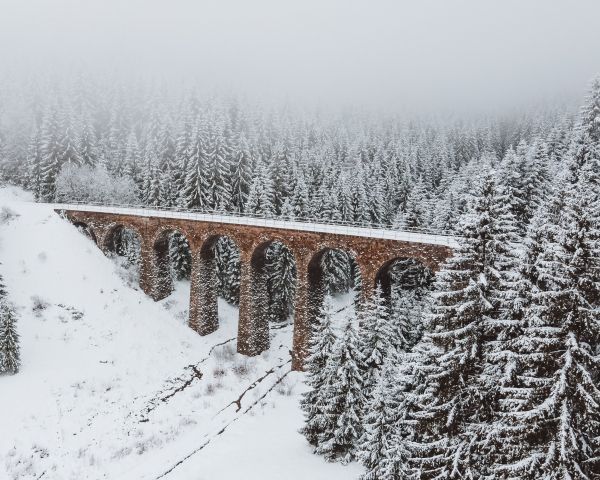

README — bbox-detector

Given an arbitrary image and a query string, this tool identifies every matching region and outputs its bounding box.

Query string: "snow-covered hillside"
[0,187,361,480]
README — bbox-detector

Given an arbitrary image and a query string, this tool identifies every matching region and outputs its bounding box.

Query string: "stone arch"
[237,239,297,357]
[189,233,241,336]
[308,246,360,295]
[72,221,97,244]
[150,227,193,301]
[102,223,142,254]
[305,246,361,327]
[374,256,434,302]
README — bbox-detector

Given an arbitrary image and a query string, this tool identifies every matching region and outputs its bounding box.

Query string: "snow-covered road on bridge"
[45,203,459,248]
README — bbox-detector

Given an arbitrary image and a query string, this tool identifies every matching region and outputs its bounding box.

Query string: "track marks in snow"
[155,363,292,479]
[216,359,292,415]
[139,337,237,420]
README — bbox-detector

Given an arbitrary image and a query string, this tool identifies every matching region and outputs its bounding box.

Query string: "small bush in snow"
[232,359,254,378]
[275,375,295,396]
[213,343,236,362]
[212,366,227,378]
[204,383,218,396]
[31,295,49,313]
[0,206,18,224]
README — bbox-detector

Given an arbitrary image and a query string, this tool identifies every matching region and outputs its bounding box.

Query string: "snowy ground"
[0,186,362,480]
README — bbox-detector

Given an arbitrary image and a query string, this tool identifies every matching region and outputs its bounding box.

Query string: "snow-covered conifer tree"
[493,172,600,479]
[300,295,338,446]
[408,173,519,479]
[359,284,394,393]
[317,316,365,464]
[358,360,412,480]
[0,301,20,374]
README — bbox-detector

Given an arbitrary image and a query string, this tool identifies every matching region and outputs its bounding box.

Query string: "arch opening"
[306,248,361,329]
[375,257,434,346]
[72,221,97,244]
[104,224,142,284]
[237,240,297,357]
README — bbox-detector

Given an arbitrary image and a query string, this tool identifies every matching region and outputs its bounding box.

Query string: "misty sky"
[2,0,600,112]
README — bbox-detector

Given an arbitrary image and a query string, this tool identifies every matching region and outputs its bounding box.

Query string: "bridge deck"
[46,203,459,248]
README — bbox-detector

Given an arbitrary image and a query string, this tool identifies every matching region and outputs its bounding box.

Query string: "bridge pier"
[237,252,270,357]
[189,249,220,336]
[138,237,174,301]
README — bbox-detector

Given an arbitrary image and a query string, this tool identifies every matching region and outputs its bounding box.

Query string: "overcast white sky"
[1,0,599,112]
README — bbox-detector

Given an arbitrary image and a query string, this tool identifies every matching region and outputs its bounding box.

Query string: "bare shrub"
[232,359,254,378]
[0,206,19,224]
[213,343,236,362]
[204,383,217,396]
[275,375,296,396]
[31,295,50,314]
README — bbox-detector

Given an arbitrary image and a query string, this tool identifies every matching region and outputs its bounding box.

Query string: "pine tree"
[359,284,394,394]
[215,237,241,304]
[169,233,192,281]
[0,302,20,374]
[123,131,143,197]
[231,132,253,213]
[78,112,98,167]
[245,161,275,217]
[321,250,353,296]
[58,104,83,169]
[182,118,211,210]
[390,289,422,352]
[157,123,178,207]
[25,125,42,200]
[359,360,412,480]
[317,316,365,464]
[393,178,430,230]
[495,177,600,479]
[408,173,519,479]
[265,242,296,323]
[39,106,62,201]
[300,295,338,446]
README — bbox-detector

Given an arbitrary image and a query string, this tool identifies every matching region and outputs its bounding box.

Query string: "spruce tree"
[359,360,412,480]
[300,295,338,446]
[39,106,62,201]
[317,316,365,464]
[408,173,519,479]
[168,233,192,281]
[496,178,600,479]
[265,242,296,323]
[359,284,394,394]
[0,302,20,374]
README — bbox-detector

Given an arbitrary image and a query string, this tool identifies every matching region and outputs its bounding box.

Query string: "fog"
[2,0,600,112]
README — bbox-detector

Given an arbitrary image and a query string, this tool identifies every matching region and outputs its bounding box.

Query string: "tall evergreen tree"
[317,316,365,464]
[300,295,339,446]
[359,284,394,393]
[0,301,20,375]
[359,360,412,480]
[408,174,519,479]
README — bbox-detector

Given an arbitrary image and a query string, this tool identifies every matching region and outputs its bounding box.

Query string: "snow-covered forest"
[2,1,600,478]
[298,78,600,479]
[0,76,598,479]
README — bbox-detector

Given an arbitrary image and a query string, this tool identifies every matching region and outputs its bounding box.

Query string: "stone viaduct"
[55,206,455,370]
